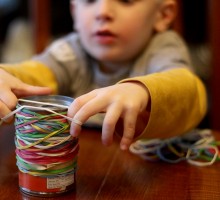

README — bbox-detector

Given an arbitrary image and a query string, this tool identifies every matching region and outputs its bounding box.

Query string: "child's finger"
[0,100,14,122]
[67,91,97,118]
[13,83,52,97]
[69,96,107,137]
[0,88,18,110]
[101,103,122,146]
[70,120,82,137]
[120,109,138,150]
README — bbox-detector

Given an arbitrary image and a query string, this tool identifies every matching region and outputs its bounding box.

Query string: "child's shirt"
[32,30,192,97]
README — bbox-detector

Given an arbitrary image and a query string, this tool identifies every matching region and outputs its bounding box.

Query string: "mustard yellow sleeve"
[119,68,207,139]
[0,60,58,94]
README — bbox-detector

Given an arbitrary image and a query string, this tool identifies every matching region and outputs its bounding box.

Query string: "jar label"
[47,174,74,189]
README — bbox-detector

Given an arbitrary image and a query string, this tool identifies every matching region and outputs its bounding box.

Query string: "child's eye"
[80,0,137,5]
[119,0,136,4]
[81,0,97,4]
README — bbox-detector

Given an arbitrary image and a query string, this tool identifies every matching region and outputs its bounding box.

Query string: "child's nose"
[95,0,114,21]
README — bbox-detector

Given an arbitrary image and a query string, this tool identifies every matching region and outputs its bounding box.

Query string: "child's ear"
[70,0,75,19]
[70,0,77,31]
[154,0,177,32]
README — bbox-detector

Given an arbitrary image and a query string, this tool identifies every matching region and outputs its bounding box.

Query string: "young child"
[0,0,207,150]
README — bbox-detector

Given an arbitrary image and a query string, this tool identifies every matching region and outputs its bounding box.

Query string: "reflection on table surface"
[1,124,220,200]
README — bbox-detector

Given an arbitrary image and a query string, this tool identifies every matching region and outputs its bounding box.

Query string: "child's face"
[72,0,175,65]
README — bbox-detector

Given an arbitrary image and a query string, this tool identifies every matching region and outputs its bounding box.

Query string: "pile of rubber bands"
[14,99,79,178]
[129,129,220,167]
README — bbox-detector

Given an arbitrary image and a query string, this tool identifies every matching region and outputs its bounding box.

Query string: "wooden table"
[1,124,220,200]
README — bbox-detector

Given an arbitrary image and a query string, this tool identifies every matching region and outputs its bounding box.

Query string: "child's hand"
[0,69,52,121]
[68,82,150,150]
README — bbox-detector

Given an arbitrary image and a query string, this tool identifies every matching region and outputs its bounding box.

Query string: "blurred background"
[0,0,72,62]
[0,0,219,131]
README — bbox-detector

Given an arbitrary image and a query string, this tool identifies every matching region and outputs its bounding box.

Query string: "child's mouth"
[94,30,116,44]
